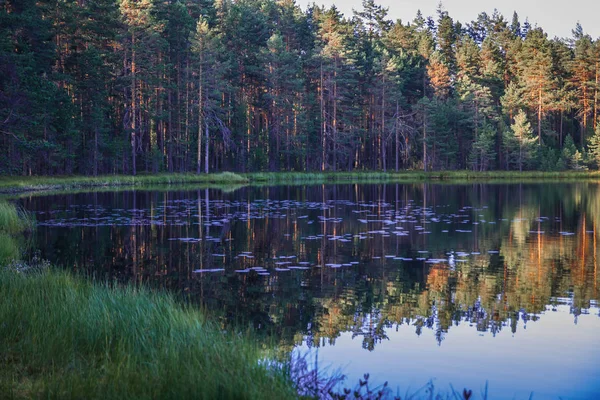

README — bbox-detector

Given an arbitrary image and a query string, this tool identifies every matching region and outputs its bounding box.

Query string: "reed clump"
[0,202,34,264]
[0,202,34,234]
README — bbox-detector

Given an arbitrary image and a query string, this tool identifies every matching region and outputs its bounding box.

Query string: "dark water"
[20,183,600,399]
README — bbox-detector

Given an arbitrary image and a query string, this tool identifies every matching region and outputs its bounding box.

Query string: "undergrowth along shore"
[2,170,600,194]
[0,202,34,264]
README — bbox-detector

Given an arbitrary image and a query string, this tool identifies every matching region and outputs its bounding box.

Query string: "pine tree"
[315,7,357,171]
[427,51,451,98]
[505,110,537,171]
[469,122,497,170]
[517,28,557,145]
[510,12,521,38]
[561,135,584,169]
[571,34,595,142]
[2,2,600,175]
[587,124,600,168]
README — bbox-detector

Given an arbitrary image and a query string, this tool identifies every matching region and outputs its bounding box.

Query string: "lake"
[20,183,600,399]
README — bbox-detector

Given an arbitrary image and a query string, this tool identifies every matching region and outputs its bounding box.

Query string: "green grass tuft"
[0,202,34,234]
[0,268,296,399]
[0,232,19,264]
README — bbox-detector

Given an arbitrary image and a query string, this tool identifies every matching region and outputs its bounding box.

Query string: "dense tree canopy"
[2,0,600,175]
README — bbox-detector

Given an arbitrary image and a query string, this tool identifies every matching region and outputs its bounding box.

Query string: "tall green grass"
[0,202,34,264]
[0,232,19,264]
[0,202,34,234]
[0,269,296,399]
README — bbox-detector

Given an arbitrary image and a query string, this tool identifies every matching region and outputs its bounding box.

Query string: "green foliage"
[503,110,537,171]
[587,124,600,169]
[0,201,34,266]
[0,202,34,235]
[0,232,19,264]
[469,123,497,171]
[561,135,587,170]
[537,147,560,172]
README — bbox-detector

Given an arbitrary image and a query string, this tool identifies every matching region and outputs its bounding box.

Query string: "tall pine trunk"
[131,31,137,176]
[332,57,337,172]
[320,60,326,171]
[538,86,542,145]
[395,101,399,172]
[205,119,209,174]
[197,49,203,174]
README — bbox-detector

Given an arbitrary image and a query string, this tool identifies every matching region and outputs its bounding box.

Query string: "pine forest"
[3,0,600,176]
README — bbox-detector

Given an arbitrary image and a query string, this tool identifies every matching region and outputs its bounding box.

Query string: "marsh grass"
[3,170,600,196]
[0,202,34,234]
[247,170,600,184]
[0,202,34,264]
[0,268,296,400]
[1,183,248,202]
[0,232,19,264]
[0,172,248,194]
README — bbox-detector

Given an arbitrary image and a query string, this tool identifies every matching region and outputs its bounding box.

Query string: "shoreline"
[1,170,600,196]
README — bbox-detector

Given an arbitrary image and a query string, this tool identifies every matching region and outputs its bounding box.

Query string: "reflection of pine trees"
[23,183,600,350]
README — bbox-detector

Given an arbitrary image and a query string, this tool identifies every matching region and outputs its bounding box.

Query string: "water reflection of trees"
[23,183,600,350]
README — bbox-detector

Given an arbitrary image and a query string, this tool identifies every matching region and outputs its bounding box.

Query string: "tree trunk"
[395,101,399,172]
[167,73,173,172]
[560,109,563,148]
[595,61,599,129]
[204,119,209,174]
[131,31,137,176]
[519,131,523,172]
[332,57,337,172]
[94,125,98,176]
[320,60,325,171]
[423,76,427,172]
[197,49,203,174]
[474,96,479,171]
[423,109,427,172]
[538,86,542,145]
[185,54,190,171]
[381,74,386,172]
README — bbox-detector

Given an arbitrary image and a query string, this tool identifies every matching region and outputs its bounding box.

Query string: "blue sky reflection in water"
[297,305,600,399]
[20,183,600,399]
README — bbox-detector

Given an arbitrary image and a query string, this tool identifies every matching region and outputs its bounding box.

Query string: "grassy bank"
[0,202,34,264]
[0,268,296,399]
[0,171,248,194]
[247,170,600,184]
[2,170,600,195]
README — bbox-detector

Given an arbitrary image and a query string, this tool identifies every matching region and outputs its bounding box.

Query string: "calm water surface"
[20,183,600,399]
